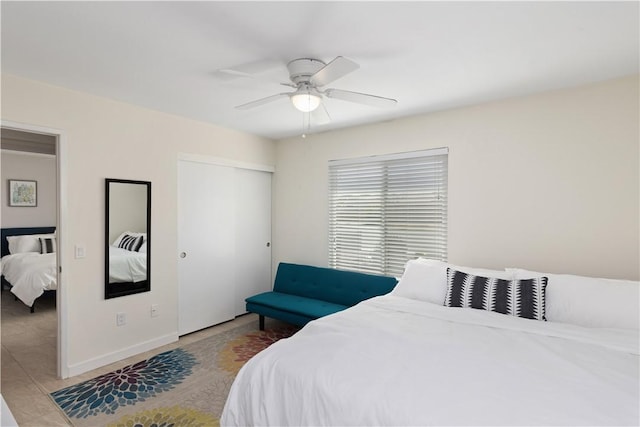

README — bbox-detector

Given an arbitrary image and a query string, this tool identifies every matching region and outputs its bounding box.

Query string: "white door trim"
[1,119,69,379]
[177,152,275,173]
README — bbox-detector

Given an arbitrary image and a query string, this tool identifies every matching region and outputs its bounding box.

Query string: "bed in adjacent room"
[1,227,57,313]
[221,259,640,426]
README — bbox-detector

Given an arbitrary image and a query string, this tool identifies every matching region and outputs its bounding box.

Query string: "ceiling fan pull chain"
[301,111,307,138]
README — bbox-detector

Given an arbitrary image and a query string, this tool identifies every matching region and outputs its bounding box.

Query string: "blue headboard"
[1,227,56,257]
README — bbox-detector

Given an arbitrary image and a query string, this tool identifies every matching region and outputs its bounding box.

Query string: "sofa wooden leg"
[259,315,265,331]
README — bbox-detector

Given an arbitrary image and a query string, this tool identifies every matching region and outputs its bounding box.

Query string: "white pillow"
[508,268,639,330]
[392,259,448,304]
[112,231,146,247]
[449,264,513,280]
[7,233,56,254]
[392,258,513,304]
[138,241,147,253]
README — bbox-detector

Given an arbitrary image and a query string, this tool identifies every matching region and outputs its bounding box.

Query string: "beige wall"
[273,75,639,280]
[1,74,276,374]
[1,151,57,228]
[2,72,638,377]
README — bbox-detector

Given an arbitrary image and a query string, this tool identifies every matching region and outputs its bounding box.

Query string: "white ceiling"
[1,1,638,140]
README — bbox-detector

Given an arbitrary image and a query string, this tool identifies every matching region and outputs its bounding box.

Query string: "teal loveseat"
[246,262,398,330]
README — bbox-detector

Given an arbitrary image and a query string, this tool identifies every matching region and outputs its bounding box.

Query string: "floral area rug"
[50,323,299,427]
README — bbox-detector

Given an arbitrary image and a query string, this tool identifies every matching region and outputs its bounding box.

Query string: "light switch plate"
[75,245,86,259]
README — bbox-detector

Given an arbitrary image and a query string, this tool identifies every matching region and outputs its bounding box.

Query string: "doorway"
[0,122,67,379]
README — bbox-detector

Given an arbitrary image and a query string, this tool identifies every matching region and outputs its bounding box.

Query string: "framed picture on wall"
[8,179,37,207]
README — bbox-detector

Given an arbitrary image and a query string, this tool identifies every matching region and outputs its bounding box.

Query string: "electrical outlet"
[116,312,126,326]
[150,304,158,318]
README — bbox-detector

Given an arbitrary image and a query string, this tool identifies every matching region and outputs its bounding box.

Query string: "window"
[328,148,448,276]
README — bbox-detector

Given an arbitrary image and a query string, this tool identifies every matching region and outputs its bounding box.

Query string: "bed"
[221,259,640,426]
[1,227,57,313]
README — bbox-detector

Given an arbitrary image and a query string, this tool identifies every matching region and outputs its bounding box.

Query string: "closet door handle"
[180,252,187,258]
[266,242,270,247]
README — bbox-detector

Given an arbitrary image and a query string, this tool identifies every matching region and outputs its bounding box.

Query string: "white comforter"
[222,295,639,426]
[109,246,147,283]
[1,252,57,307]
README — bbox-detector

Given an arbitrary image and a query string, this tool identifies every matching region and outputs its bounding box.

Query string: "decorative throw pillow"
[392,258,515,305]
[117,234,144,252]
[445,268,547,321]
[39,237,56,254]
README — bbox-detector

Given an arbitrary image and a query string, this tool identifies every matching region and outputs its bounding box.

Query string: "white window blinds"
[328,148,448,277]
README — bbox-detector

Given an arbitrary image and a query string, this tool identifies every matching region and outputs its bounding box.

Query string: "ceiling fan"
[220,56,397,123]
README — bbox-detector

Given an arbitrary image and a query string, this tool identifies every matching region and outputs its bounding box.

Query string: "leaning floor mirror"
[105,178,151,299]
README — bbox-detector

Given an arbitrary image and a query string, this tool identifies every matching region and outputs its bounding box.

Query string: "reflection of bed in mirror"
[108,232,147,283]
[105,178,151,299]
[1,227,57,313]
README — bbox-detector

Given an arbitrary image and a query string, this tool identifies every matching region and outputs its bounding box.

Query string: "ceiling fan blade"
[310,56,359,87]
[235,93,290,110]
[216,68,253,78]
[216,69,295,88]
[311,102,331,125]
[324,88,397,108]
[214,58,295,88]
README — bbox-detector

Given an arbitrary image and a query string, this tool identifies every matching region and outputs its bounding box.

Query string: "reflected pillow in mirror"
[117,234,144,252]
[138,241,147,253]
[112,231,146,247]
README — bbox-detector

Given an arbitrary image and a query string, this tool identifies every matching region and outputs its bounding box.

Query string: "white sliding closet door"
[178,159,272,335]
[178,160,236,335]
[234,168,272,316]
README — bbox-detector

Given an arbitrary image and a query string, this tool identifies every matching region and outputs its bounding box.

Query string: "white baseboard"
[66,332,178,378]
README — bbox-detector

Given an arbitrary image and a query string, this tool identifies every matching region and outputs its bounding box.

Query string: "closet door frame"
[177,153,274,334]
[177,153,275,175]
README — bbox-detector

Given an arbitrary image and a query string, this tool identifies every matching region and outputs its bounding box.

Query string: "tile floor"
[1,292,262,426]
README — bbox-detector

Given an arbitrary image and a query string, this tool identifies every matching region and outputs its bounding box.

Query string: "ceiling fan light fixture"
[291,92,321,112]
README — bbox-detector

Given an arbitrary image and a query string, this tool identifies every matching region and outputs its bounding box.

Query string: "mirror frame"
[105,178,151,299]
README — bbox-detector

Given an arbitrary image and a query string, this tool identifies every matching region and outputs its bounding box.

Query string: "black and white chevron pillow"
[445,268,547,321]
[39,237,56,254]
[118,234,144,252]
